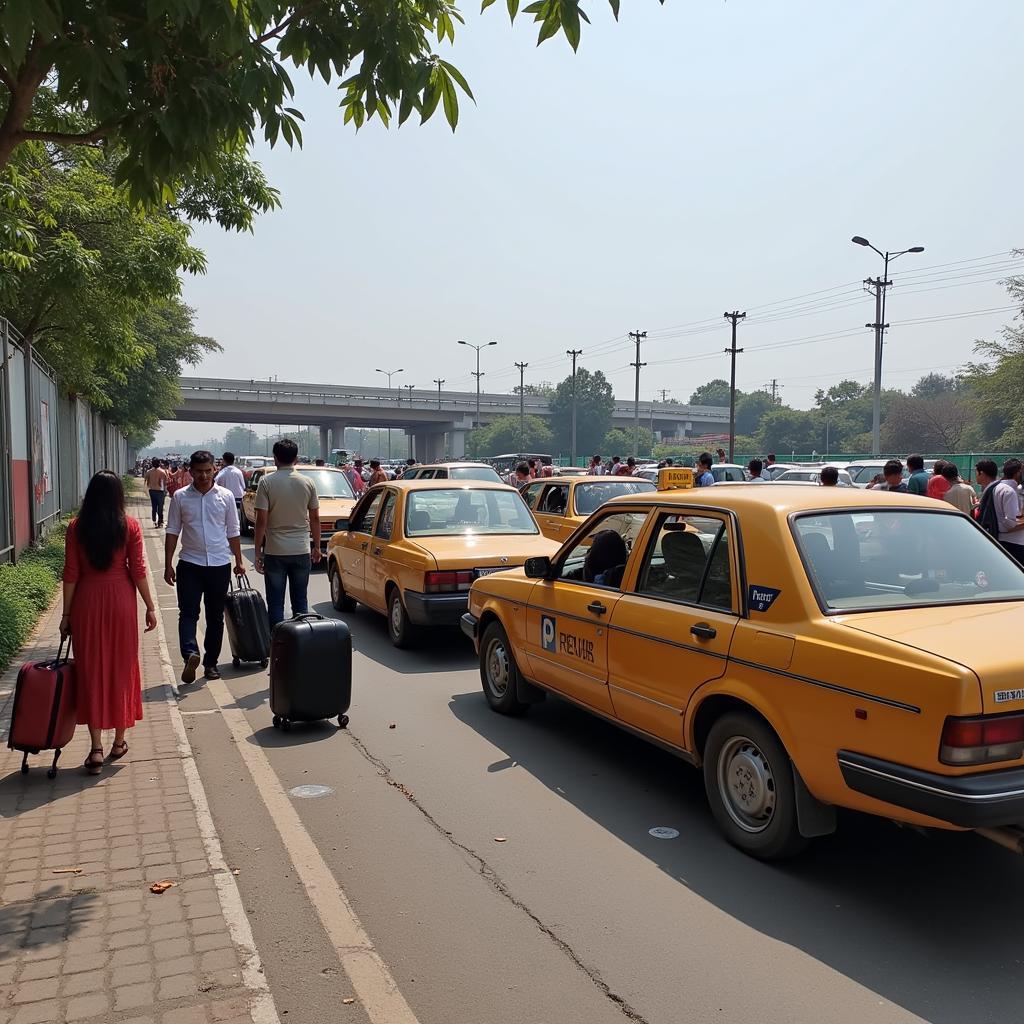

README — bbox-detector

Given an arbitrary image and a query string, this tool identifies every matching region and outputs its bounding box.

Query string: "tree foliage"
[549,367,614,458]
[468,414,553,457]
[0,1,650,203]
[602,426,654,458]
[880,394,974,454]
[688,379,731,407]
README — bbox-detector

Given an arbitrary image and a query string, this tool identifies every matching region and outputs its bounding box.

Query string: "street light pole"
[628,331,647,458]
[433,378,445,410]
[723,311,746,463]
[375,367,404,463]
[566,349,582,466]
[458,340,497,429]
[851,236,925,456]
[514,362,528,452]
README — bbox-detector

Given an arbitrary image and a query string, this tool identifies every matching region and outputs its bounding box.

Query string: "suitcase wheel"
[47,767,57,780]
[232,657,241,670]
[281,719,292,732]
[338,715,349,729]
[260,658,268,669]
[272,716,280,730]
[20,762,29,775]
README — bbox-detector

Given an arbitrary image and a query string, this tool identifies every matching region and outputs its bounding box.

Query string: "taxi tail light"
[940,713,1024,765]
[424,571,474,593]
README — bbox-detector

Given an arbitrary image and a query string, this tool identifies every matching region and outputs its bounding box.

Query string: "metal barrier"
[1,317,132,562]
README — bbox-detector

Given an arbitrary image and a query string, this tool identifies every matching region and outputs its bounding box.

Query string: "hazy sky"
[161,0,1023,444]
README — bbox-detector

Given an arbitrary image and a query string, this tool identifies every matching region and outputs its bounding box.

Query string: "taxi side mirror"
[524,556,552,579]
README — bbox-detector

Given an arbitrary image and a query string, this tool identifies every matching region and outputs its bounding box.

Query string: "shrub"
[0,522,68,673]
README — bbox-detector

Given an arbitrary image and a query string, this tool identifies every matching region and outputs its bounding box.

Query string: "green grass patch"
[0,522,68,673]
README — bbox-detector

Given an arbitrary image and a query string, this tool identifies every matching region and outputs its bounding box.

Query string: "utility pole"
[433,378,445,410]
[514,362,528,452]
[566,349,583,466]
[657,388,671,403]
[404,384,415,400]
[769,379,782,406]
[723,311,746,463]
[628,330,647,458]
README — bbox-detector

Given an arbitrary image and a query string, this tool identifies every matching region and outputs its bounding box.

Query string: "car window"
[522,482,545,510]
[712,467,744,482]
[539,485,569,515]
[375,492,396,540]
[557,511,650,589]
[450,466,504,483]
[297,469,356,498]
[405,488,539,536]
[793,510,1024,611]
[249,470,263,489]
[573,480,656,515]
[635,514,734,611]
[350,491,383,534]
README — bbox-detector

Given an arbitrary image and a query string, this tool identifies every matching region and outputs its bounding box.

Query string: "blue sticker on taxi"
[541,615,557,652]
[748,586,781,612]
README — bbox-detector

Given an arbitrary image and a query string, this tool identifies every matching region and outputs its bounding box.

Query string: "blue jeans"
[149,489,166,524]
[263,553,312,629]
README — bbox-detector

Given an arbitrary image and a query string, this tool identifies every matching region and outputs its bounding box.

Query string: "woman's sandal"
[84,748,104,775]
[108,741,129,762]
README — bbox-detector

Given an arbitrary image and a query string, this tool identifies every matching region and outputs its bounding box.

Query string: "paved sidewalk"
[0,539,277,1024]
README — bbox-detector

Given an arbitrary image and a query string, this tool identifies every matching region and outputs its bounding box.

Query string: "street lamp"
[851,236,925,455]
[458,340,497,429]
[375,367,404,461]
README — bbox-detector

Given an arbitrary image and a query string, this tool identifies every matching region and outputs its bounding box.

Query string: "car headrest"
[409,509,431,531]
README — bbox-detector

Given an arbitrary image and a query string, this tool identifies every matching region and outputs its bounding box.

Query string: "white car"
[774,468,855,487]
[846,459,935,488]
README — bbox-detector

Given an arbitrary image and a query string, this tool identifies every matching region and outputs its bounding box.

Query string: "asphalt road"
[143,524,1024,1024]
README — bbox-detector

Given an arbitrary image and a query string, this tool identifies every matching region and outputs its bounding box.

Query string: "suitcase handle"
[49,637,73,668]
[232,574,254,592]
[289,612,325,622]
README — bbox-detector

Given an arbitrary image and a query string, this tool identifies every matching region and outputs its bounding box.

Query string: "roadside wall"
[1,317,131,562]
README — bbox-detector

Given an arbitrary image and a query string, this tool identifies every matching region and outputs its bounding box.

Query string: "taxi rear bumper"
[403,591,468,626]
[838,750,1024,828]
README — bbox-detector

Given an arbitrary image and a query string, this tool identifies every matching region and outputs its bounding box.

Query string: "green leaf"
[537,9,561,45]
[3,0,35,65]
[440,72,458,131]
[507,0,520,21]
[560,2,582,51]
[481,0,498,10]
[438,60,475,102]
[608,0,621,20]
[398,89,416,126]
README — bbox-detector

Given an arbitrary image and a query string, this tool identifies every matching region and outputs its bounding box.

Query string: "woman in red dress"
[60,471,158,775]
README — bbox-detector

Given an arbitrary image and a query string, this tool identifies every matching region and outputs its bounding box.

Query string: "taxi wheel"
[387,589,420,649]
[329,564,356,613]
[239,510,251,536]
[479,622,529,716]
[703,712,807,860]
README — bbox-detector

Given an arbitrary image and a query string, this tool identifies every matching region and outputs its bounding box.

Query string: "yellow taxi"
[461,484,1024,859]
[521,475,656,542]
[326,479,559,647]
[240,466,358,554]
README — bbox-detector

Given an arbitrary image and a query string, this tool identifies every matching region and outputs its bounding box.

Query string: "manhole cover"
[648,827,680,840]
[289,785,334,799]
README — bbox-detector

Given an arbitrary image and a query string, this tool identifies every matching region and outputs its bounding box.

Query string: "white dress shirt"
[166,484,239,566]
[214,464,246,499]
[992,479,1024,544]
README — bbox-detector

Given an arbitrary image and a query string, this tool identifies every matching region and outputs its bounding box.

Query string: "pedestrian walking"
[716,448,727,464]
[609,456,622,475]
[615,456,637,476]
[819,466,840,487]
[165,451,246,685]
[60,471,157,774]
[906,454,930,495]
[941,462,976,514]
[589,455,605,475]
[979,458,1024,562]
[879,460,908,492]
[144,459,168,526]
[253,439,322,629]
[508,462,530,491]
[696,452,715,487]
[926,460,951,500]
[215,451,247,515]
[747,458,767,482]
[368,459,389,486]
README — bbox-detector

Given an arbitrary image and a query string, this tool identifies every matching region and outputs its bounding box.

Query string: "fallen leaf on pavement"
[388,723,396,729]
[342,998,355,1005]
[52,867,82,874]
[233,869,240,875]
[493,837,508,843]
[149,880,176,894]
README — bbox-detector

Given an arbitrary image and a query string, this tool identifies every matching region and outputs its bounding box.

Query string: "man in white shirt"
[988,458,1024,563]
[214,452,247,514]
[589,455,605,476]
[165,451,246,684]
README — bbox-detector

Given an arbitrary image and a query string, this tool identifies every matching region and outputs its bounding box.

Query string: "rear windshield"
[574,480,656,515]
[449,466,503,483]
[793,510,1024,611]
[405,489,539,536]
[297,470,356,498]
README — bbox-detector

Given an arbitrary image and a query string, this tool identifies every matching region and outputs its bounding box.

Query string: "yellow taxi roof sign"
[658,466,695,491]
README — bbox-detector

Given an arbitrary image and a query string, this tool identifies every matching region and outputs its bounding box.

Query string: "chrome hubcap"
[390,596,402,635]
[485,638,510,698]
[330,572,340,603]
[717,735,776,833]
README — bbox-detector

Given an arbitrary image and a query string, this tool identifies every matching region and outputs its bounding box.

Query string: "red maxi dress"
[64,517,145,730]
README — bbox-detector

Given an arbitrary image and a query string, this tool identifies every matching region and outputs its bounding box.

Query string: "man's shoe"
[181,653,201,685]
[204,665,221,681]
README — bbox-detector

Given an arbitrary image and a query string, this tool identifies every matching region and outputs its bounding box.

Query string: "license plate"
[475,567,506,577]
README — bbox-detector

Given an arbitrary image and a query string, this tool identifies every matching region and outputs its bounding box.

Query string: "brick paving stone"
[61,968,106,996]
[163,1007,209,1024]
[158,973,198,1000]
[109,946,152,969]
[11,976,60,1003]
[11,999,60,1024]
[66,992,111,1020]
[14,960,60,982]
[115,981,157,1011]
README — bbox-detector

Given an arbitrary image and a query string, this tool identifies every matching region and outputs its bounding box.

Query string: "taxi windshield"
[297,470,355,499]
[793,510,1024,612]
[405,489,539,536]
[573,480,656,515]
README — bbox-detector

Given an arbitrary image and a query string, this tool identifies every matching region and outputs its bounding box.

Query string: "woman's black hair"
[76,470,127,571]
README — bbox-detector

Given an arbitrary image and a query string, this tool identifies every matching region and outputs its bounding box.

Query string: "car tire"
[329,563,356,613]
[479,621,530,716]
[703,711,808,861]
[387,589,419,649]
[240,509,251,536]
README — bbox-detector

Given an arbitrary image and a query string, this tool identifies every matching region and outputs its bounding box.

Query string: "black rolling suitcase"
[224,575,271,669]
[270,613,351,731]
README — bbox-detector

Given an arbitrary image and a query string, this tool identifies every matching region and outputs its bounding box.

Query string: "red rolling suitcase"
[8,639,77,778]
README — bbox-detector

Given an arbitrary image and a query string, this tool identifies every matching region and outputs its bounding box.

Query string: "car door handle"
[372,547,382,556]
[361,541,368,551]
[691,623,717,641]
[587,601,607,616]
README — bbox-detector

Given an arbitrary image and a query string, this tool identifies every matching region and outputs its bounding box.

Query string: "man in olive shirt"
[253,439,322,628]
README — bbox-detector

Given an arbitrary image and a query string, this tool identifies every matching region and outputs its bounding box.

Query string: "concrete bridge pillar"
[330,422,347,456]
[449,429,468,460]
[414,432,445,463]
[319,426,330,462]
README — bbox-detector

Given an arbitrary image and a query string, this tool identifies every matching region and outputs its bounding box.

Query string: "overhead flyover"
[173,376,730,461]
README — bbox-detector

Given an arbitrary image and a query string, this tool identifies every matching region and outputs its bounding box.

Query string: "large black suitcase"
[269,613,351,731]
[224,575,271,669]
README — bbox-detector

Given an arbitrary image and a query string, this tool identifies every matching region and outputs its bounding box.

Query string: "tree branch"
[0,65,15,93]
[251,0,324,48]
[18,126,109,146]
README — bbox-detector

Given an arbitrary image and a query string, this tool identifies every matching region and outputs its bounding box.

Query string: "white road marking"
[205,674,422,1024]
[142,521,280,1024]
